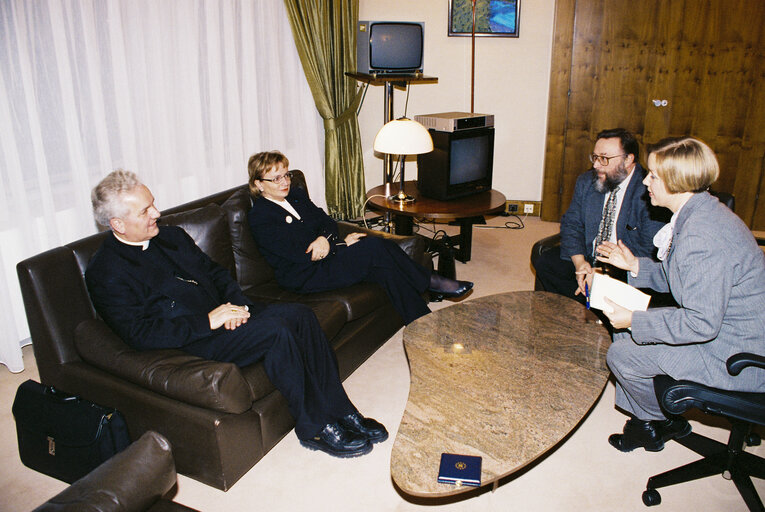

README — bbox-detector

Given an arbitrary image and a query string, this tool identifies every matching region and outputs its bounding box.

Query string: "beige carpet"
[2,215,763,511]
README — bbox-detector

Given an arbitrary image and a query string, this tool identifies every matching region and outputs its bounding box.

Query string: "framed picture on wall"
[448,0,520,38]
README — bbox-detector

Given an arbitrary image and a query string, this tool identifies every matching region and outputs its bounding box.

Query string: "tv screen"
[450,134,491,185]
[417,127,494,201]
[357,21,424,74]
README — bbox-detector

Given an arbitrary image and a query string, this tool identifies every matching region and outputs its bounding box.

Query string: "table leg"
[393,215,413,236]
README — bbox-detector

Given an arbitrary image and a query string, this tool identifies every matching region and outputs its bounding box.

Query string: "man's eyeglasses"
[259,171,294,184]
[589,153,626,166]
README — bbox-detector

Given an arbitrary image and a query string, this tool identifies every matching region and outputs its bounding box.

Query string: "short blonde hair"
[648,137,719,194]
[91,169,142,226]
[247,151,289,197]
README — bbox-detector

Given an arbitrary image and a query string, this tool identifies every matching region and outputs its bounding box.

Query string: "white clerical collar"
[113,232,150,251]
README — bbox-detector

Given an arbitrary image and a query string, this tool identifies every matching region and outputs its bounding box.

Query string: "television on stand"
[416,127,495,201]
[357,21,424,75]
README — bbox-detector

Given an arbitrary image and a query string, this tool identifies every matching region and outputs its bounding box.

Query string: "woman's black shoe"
[300,422,372,458]
[340,412,389,443]
[428,274,474,300]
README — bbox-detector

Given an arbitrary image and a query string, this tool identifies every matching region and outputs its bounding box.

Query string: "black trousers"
[532,246,584,303]
[300,236,431,325]
[185,303,355,440]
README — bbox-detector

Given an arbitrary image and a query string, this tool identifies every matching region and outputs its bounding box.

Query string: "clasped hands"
[574,240,641,330]
[209,303,250,330]
[306,233,366,261]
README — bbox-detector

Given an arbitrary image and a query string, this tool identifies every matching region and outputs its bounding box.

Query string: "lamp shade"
[373,117,433,155]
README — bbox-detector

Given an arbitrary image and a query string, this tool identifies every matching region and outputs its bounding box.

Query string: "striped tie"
[594,186,619,258]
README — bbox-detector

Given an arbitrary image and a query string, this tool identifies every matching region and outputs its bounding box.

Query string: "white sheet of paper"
[589,273,651,313]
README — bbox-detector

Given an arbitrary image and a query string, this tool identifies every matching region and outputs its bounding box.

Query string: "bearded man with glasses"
[532,128,666,303]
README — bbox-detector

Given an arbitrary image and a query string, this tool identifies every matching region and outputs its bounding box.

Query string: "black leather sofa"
[32,431,198,512]
[17,183,430,491]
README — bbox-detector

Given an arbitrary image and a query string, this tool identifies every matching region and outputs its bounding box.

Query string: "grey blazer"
[625,191,765,391]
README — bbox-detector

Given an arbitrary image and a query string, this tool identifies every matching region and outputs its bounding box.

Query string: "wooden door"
[543,0,765,230]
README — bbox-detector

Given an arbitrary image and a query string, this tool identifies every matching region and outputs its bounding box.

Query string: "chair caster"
[642,489,661,507]
[746,433,761,446]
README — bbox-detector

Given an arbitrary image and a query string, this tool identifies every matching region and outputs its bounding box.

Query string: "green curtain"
[283,0,365,219]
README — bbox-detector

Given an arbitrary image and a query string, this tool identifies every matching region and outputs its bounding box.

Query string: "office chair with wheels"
[645,353,765,511]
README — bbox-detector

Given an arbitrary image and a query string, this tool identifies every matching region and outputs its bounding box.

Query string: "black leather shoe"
[340,412,389,443]
[608,418,665,452]
[300,423,372,458]
[609,417,693,453]
[656,418,692,441]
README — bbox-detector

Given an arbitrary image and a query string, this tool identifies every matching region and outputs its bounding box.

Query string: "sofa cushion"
[220,187,275,290]
[74,319,253,414]
[160,204,235,277]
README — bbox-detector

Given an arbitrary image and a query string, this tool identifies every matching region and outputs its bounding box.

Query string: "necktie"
[594,186,619,257]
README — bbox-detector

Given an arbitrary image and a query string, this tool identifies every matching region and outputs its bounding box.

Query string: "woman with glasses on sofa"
[594,137,765,453]
[246,151,472,325]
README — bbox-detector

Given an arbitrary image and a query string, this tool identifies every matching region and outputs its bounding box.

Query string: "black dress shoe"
[299,423,372,458]
[608,418,665,452]
[656,418,692,441]
[608,417,692,453]
[340,412,389,443]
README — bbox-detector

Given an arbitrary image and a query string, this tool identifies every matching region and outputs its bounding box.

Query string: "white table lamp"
[373,117,433,203]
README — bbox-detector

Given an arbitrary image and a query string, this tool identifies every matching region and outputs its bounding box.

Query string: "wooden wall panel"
[543,0,765,229]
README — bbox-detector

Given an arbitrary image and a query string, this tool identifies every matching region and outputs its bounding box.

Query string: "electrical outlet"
[524,203,534,214]
[507,203,518,213]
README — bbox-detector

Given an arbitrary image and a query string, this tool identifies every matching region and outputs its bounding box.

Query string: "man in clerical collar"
[85,169,387,458]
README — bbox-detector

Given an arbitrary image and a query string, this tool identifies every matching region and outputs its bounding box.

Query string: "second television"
[417,127,495,201]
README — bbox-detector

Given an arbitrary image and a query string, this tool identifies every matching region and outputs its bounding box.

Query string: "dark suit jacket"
[248,188,342,291]
[559,164,665,262]
[85,227,257,351]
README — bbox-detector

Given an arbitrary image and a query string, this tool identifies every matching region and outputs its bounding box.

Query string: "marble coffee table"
[390,291,611,497]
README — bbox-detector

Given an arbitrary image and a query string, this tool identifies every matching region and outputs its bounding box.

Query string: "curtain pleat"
[0,0,324,372]
[283,0,365,219]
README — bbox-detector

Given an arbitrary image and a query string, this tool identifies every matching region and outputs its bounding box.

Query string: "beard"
[593,161,630,193]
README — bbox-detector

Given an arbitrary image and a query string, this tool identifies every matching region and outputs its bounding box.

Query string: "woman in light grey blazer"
[595,136,765,453]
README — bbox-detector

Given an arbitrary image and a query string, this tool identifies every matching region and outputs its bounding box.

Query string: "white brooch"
[285,215,293,224]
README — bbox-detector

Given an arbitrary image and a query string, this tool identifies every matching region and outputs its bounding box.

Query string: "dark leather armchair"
[643,353,765,510]
[32,431,198,512]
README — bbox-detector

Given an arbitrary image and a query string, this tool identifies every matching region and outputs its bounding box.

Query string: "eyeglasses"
[589,153,626,166]
[259,171,293,184]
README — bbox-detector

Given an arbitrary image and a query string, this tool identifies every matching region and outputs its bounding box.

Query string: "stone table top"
[390,291,611,497]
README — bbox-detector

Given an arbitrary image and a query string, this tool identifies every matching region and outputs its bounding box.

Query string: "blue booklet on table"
[438,453,482,487]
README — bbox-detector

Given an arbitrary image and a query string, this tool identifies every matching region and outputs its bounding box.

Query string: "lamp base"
[390,191,415,203]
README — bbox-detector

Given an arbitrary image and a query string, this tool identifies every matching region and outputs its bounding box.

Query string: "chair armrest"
[530,233,561,266]
[74,319,253,413]
[32,431,186,512]
[727,353,765,376]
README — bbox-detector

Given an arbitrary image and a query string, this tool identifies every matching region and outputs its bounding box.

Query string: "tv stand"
[346,72,438,186]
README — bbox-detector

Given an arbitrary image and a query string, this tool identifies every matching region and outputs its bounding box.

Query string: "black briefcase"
[11,379,131,483]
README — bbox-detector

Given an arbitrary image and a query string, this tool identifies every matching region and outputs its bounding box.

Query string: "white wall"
[357,0,556,202]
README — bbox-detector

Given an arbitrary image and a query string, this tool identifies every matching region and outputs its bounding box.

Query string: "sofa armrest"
[337,222,429,267]
[74,319,253,414]
[32,431,198,512]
